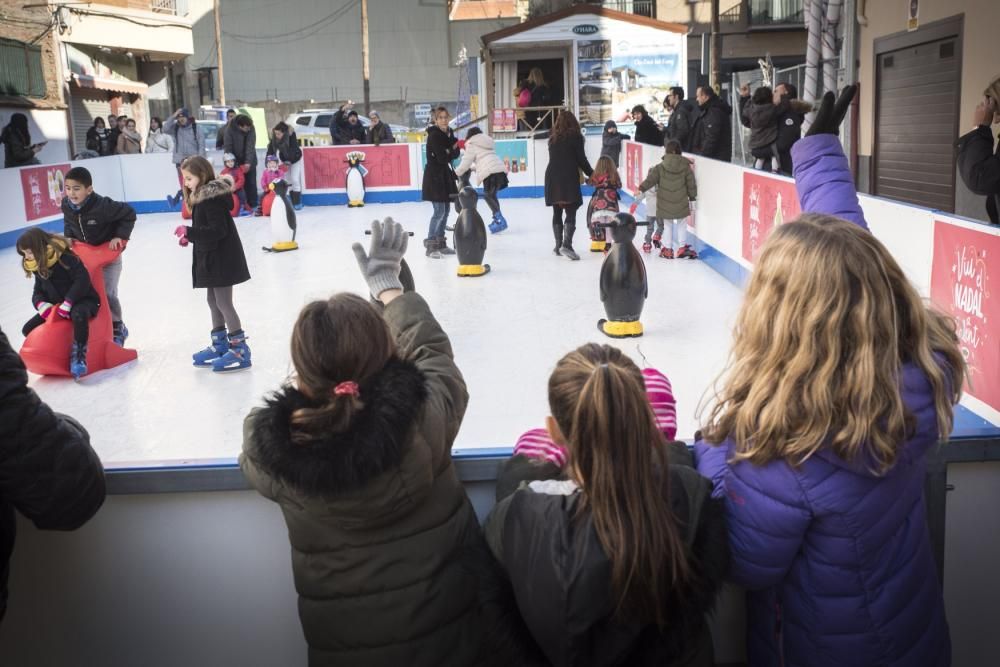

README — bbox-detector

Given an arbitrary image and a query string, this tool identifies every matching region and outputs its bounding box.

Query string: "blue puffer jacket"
[694,134,951,667]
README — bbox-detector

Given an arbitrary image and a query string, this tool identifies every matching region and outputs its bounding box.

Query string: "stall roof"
[481,5,687,45]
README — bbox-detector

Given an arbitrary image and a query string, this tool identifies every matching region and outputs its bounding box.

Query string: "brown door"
[874,36,961,211]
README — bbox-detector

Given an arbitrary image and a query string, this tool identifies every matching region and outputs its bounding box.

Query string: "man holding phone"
[1,113,44,168]
[957,78,1000,225]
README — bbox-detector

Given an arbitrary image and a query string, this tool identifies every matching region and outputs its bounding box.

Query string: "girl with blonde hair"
[696,86,964,667]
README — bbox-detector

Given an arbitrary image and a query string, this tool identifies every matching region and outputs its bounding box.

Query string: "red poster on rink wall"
[625,142,643,192]
[303,145,410,190]
[20,163,70,221]
[929,221,1000,412]
[741,172,800,263]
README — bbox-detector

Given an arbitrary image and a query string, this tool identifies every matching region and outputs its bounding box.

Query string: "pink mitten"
[178,236,189,247]
[173,224,187,238]
[57,300,73,319]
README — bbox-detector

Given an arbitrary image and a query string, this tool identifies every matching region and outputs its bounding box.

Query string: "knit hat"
[642,367,677,441]
[368,110,380,119]
[265,154,279,165]
[347,110,359,119]
[604,120,617,131]
[179,107,191,119]
[223,152,236,163]
[513,428,568,467]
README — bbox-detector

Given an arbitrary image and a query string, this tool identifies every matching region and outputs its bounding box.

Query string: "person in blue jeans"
[694,86,963,667]
[421,107,460,259]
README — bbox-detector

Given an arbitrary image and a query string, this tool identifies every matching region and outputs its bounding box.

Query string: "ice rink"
[0,198,744,466]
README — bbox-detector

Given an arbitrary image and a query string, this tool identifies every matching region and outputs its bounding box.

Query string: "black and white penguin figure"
[345,150,368,207]
[263,179,298,252]
[597,212,648,338]
[453,186,490,277]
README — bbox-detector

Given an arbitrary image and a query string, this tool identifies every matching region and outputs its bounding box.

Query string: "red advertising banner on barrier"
[741,172,800,263]
[930,221,1000,412]
[303,145,410,190]
[21,163,69,221]
[625,142,643,193]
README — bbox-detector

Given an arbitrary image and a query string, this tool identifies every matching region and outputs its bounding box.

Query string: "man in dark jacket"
[331,102,367,145]
[738,82,809,174]
[215,108,235,150]
[957,94,1000,225]
[631,104,663,146]
[664,86,696,151]
[365,111,395,145]
[691,86,733,162]
[0,327,106,623]
[224,114,258,208]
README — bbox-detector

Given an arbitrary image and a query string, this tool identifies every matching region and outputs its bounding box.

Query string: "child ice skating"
[61,166,136,345]
[636,140,697,259]
[454,127,509,233]
[600,120,629,166]
[258,154,288,216]
[586,156,621,252]
[640,168,660,254]
[221,153,251,216]
[173,156,252,373]
[17,229,101,379]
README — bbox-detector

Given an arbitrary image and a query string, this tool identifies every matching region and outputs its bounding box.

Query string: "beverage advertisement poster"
[741,172,800,263]
[20,163,69,221]
[929,221,1000,412]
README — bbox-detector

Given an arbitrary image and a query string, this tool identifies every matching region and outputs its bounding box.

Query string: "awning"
[71,73,148,96]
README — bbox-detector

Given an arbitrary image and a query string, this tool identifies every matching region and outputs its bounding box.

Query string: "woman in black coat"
[175,156,252,373]
[85,117,113,156]
[0,326,106,623]
[1,113,42,168]
[545,111,593,260]
[421,106,461,258]
[957,77,1000,225]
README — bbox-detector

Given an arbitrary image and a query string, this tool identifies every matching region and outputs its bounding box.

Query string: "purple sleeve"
[792,134,868,230]
[696,439,812,590]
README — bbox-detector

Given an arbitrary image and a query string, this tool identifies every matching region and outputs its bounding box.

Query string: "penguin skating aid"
[596,212,649,338]
[452,186,491,277]
[345,151,368,207]
[262,179,298,252]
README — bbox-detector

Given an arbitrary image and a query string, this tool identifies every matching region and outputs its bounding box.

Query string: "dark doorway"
[517,58,565,106]
[874,17,963,212]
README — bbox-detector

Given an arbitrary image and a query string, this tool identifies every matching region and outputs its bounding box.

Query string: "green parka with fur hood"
[639,153,697,221]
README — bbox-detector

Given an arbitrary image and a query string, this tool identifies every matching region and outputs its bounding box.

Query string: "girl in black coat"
[174,156,252,373]
[545,111,593,260]
[16,229,100,378]
[422,106,461,258]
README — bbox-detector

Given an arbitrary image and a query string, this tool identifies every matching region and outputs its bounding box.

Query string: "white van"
[284,109,409,145]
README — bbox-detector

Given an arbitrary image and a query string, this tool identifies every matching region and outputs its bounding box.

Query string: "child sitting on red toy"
[221,153,252,217]
[256,154,288,216]
[17,228,101,379]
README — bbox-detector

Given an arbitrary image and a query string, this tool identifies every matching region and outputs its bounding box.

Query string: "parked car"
[284,109,408,145]
[197,120,226,150]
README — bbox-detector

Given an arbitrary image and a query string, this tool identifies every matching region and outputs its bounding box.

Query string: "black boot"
[290,190,302,210]
[560,223,580,260]
[552,221,564,255]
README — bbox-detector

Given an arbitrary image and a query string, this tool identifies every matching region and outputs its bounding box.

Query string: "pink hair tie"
[332,381,360,397]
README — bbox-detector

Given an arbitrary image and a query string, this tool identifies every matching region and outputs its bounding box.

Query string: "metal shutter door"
[70,85,112,154]
[874,38,960,212]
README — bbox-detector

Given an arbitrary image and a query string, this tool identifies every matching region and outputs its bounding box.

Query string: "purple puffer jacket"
[694,134,950,666]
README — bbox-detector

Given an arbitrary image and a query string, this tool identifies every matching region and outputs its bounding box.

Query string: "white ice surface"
[0,199,743,466]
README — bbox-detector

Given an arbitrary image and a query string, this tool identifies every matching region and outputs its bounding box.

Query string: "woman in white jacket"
[145,116,175,154]
[454,127,510,233]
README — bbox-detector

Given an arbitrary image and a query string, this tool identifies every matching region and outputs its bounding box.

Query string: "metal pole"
[361,0,370,111]
[214,0,225,104]
[710,0,721,91]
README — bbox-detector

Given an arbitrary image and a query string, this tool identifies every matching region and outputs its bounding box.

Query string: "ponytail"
[549,344,691,627]
[289,390,363,443]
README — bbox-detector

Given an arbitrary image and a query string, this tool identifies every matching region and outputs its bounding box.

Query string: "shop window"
[0,38,46,98]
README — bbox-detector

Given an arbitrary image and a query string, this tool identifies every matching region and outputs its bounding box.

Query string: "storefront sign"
[492,108,516,132]
[907,0,919,31]
[929,221,1000,412]
[572,24,599,35]
[20,163,69,222]
[741,172,800,263]
[303,145,410,190]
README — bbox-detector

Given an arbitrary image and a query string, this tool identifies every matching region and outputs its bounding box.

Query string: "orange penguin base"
[19,243,138,377]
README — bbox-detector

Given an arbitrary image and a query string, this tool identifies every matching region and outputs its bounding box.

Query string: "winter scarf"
[22,238,68,277]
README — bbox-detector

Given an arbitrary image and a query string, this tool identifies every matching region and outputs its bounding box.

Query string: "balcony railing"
[594,1,655,18]
[150,0,177,15]
[720,2,743,26]
[748,0,804,27]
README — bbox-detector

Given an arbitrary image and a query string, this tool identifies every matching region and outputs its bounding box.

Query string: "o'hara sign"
[572,24,599,35]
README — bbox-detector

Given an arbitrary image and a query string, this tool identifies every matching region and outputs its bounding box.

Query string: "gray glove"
[352,217,408,298]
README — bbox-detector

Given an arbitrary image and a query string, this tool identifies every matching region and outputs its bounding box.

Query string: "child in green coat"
[636,140,698,259]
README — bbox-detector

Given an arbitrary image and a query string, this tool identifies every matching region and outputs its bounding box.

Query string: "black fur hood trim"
[245,357,429,496]
[190,176,233,204]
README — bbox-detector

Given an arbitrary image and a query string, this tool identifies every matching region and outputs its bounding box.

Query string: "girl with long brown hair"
[585,155,621,252]
[240,219,486,665]
[485,343,728,666]
[696,87,964,667]
[174,155,252,372]
[544,110,593,260]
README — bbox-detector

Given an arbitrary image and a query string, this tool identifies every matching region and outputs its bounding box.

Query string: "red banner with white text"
[20,163,69,221]
[303,145,411,190]
[930,221,1000,412]
[741,172,800,263]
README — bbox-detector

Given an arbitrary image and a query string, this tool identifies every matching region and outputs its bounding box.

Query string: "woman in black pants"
[544,111,593,260]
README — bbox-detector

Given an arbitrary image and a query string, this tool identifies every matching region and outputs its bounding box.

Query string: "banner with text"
[303,145,411,190]
[741,172,800,263]
[21,163,69,221]
[930,220,1000,412]
[625,142,643,193]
